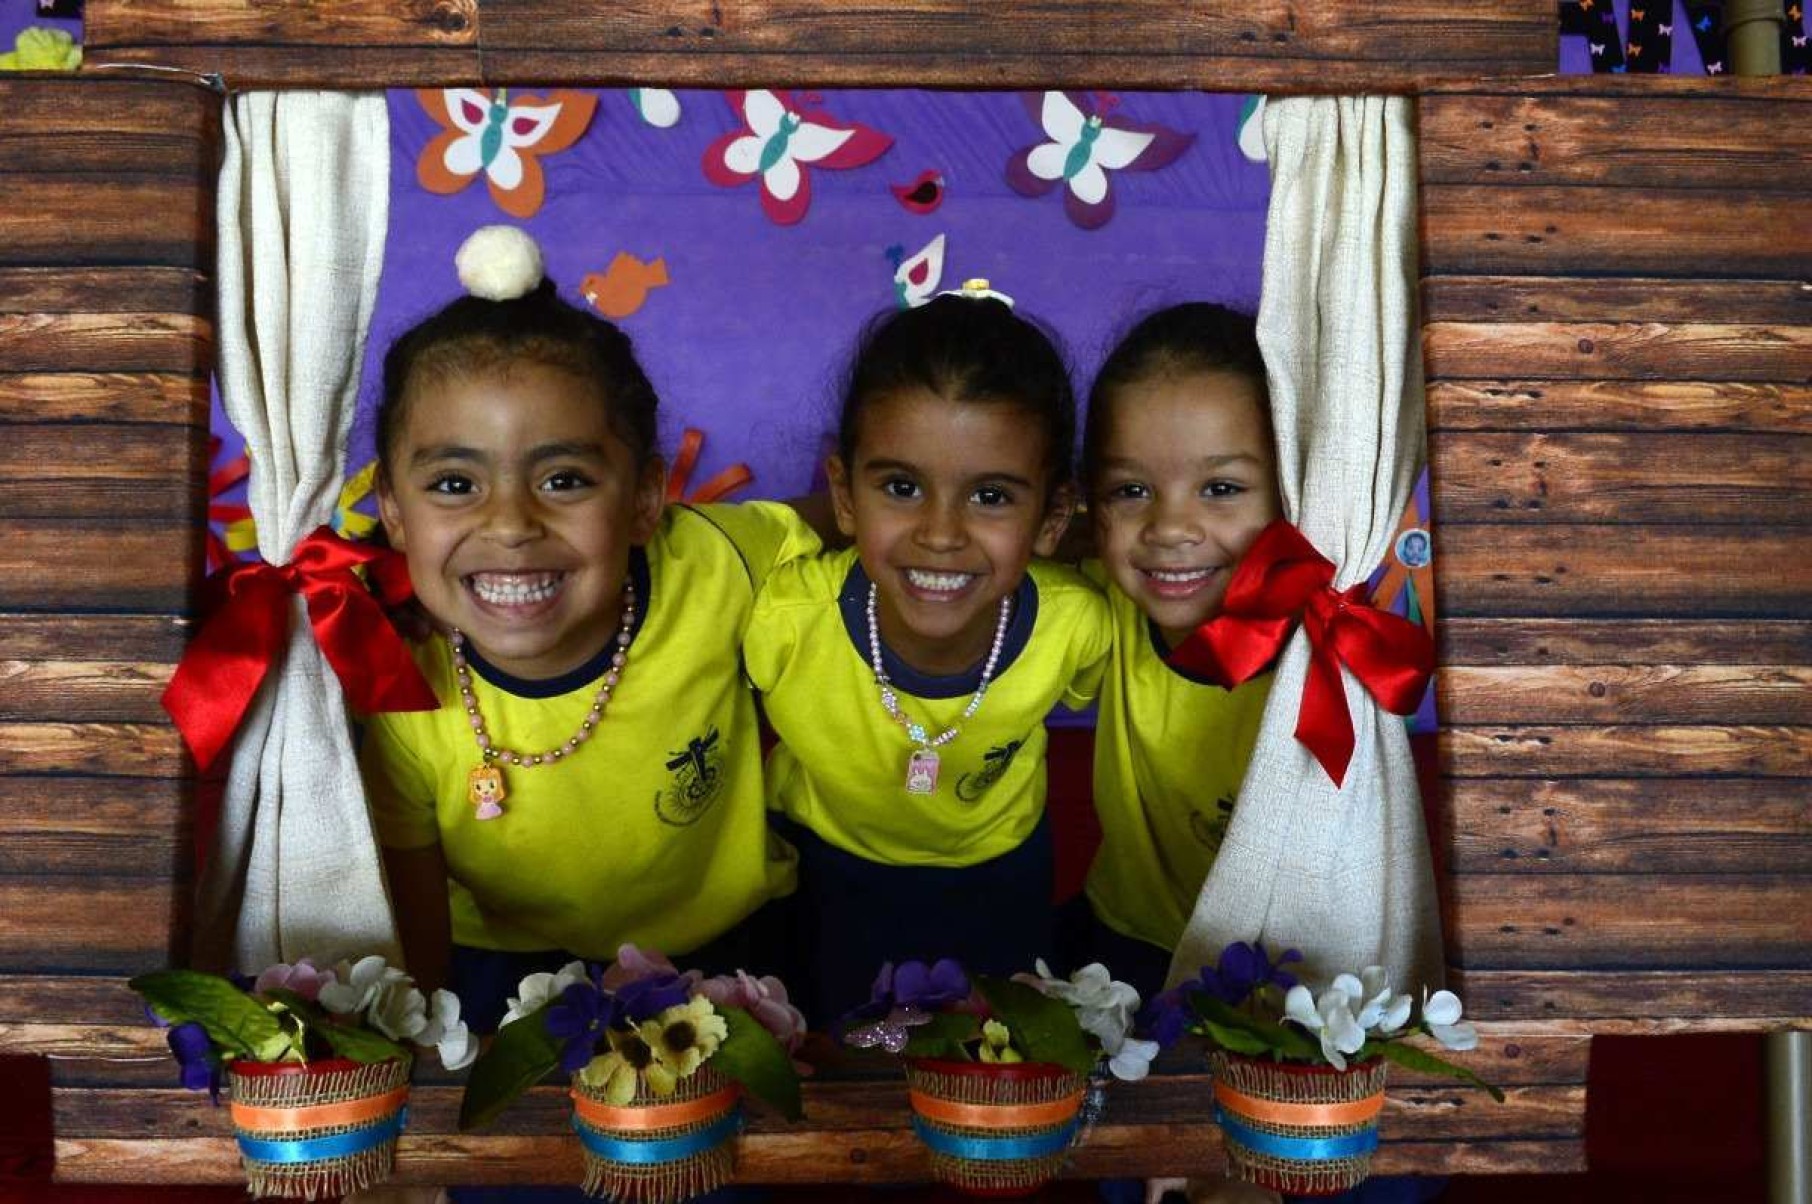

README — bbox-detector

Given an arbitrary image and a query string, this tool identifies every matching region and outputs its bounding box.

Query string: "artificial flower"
[600,944,684,990]
[167,1021,221,1102]
[1284,982,1366,1070]
[1146,939,1302,1046]
[1424,989,1478,1051]
[1015,959,1140,1052]
[547,981,620,1075]
[319,955,409,1017]
[1337,966,1412,1036]
[1105,1033,1161,1082]
[418,988,476,1070]
[977,1018,1022,1063]
[501,959,588,1027]
[365,975,430,1042]
[698,970,807,1053]
[842,1006,933,1054]
[642,995,728,1079]
[580,1026,669,1105]
[252,958,337,1003]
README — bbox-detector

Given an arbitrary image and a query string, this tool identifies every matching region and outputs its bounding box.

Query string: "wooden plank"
[83,0,479,47]
[1452,968,1812,1022]
[0,774,188,876]
[1440,665,1812,725]
[1425,380,1812,434]
[0,974,156,1027]
[0,425,202,521]
[0,313,211,375]
[1419,94,1812,190]
[0,879,184,974]
[0,373,208,427]
[1441,725,1812,778]
[0,268,209,316]
[0,177,212,270]
[1424,321,1812,383]
[80,46,487,89]
[0,614,192,663]
[1443,778,1810,875]
[1439,619,1812,667]
[1420,185,1812,278]
[1435,525,1809,618]
[1447,875,1810,968]
[0,80,218,177]
[1421,277,1812,326]
[0,522,197,611]
[0,661,173,723]
[0,723,186,777]
[1429,432,1810,524]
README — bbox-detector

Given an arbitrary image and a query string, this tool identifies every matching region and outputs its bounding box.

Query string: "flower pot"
[569,1065,742,1203]
[226,1056,411,1199]
[904,1057,1090,1197]
[1209,1050,1389,1197]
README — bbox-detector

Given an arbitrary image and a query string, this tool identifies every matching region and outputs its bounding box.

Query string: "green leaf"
[709,1005,802,1121]
[1191,994,1320,1062]
[975,976,1096,1078]
[458,1002,564,1131]
[260,988,413,1065]
[900,1011,981,1061]
[129,970,295,1063]
[1373,1040,1505,1103]
[1201,1019,1273,1056]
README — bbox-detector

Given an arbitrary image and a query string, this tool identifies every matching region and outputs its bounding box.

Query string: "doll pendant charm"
[468,764,506,820]
[905,749,940,795]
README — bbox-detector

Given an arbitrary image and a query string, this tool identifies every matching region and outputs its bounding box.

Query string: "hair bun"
[455,225,544,301]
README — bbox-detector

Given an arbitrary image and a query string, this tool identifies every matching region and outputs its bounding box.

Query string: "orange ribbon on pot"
[1168,520,1434,788]
[161,526,439,771]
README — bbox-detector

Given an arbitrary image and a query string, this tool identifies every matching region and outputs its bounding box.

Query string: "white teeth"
[1146,567,1214,584]
[905,569,973,592]
[470,572,563,606]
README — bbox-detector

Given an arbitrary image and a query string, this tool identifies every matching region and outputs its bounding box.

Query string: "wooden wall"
[0,0,1806,1189]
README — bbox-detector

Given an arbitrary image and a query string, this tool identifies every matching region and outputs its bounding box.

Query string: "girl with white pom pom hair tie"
[358,225,821,1034]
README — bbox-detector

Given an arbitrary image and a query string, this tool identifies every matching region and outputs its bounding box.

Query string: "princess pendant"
[468,764,507,820]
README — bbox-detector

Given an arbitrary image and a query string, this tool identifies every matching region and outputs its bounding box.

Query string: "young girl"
[359,227,817,1031]
[1068,302,1282,1002]
[744,285,1113,1023]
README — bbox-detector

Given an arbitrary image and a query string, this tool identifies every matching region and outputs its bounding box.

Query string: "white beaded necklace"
[865,581,1012,796]
[451,582,636,820]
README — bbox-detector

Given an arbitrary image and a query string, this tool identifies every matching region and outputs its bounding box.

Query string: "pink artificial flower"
[253,958,336,1003]
[699,970,808,1054]
[600,944,699,991]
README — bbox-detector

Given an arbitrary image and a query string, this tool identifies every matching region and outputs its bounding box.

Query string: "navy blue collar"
[1150,617,1258,690]
[461,546,652,699]
[836,560,1038,699]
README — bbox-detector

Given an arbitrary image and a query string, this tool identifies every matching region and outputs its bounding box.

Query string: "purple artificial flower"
[1141,941,1304,1048]
[838,958,972,1035]
[167,1022,221,1103]
[615,972,694,1023]
[545,981,619,1074]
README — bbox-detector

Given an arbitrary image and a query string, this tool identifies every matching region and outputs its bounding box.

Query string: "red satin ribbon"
[162,526,439,770]
[1168,520,1434,788]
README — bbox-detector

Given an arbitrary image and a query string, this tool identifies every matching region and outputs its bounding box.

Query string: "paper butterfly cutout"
[417,88,598,219]
[889,234,946,309]
[1006,91,1194,230]
[630,88,681,128]
[703,90,894,226]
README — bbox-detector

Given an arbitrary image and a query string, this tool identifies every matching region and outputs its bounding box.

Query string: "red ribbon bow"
[1167,520,1435,788]
[161,526,440,770]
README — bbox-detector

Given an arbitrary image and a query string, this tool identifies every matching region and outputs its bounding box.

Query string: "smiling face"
[829,389,1073,676]
[1091,369,1281,650]
[376,360,665,679]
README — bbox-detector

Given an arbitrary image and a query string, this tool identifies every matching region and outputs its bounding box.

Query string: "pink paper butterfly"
[703,90,893,226]
[1006,91,1194,230]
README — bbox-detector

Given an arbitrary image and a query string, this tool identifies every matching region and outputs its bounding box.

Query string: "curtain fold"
[195,91,398,971]
[1168,96,1444,991]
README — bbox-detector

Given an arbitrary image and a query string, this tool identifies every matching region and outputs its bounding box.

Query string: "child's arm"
[384,843,452,995]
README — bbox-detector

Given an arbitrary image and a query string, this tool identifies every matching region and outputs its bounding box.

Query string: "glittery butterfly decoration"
[842,1007,933,1054]
[417,87,598,219]
[1006,91,1194,230]
[703,89,894,226]
[888,233,946,309]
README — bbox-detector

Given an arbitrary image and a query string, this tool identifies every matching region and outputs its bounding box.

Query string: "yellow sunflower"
[578,1025,674,1104]
[640,995,729,1081]
[977,1018,1023,1064]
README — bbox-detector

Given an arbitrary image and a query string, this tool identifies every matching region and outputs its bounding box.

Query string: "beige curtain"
[1168,96,1444,991]
[194,92,397,971]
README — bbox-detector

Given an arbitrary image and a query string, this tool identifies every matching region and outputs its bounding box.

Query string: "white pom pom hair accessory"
[455,225,544,302]
[936,277,1015,308]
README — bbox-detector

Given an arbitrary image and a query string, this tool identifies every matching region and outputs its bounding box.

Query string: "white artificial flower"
[502,959,589,1028]
[455,224,543,302]
[418,988,476,1070]
[1018,959,1142,1049]
[318,955,407,1017]
[1344,966,1413,1035]
[1105,1034,1161,1082]
[1423,989,1478,1051]
[1284,983,1366,1070]
[366,977,429,1042]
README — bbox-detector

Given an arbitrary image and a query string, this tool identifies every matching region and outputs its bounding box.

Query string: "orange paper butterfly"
[417,87,598,219]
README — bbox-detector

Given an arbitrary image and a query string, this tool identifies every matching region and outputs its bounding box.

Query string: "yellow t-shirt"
[1084,566,1274,953]
[360,502,818,959]
[745,549,1112,867]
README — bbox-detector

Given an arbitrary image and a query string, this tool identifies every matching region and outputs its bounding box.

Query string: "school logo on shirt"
[956,739,1024,803]
[655,727,726,825]
[1190,794,1236,851]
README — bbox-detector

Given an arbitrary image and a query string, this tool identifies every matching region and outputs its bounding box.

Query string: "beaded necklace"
[865,581,1012,795]
[452,582,636,820]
